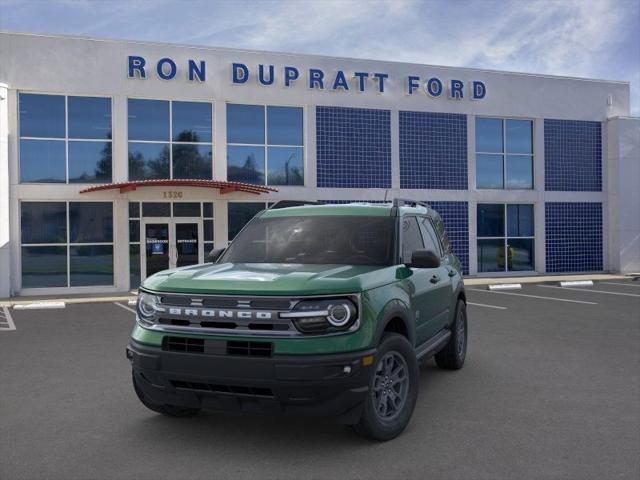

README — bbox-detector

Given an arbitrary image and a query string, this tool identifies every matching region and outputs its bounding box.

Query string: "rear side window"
[419,217,442,256]
[401,217,424,264]
[432,215,451,253]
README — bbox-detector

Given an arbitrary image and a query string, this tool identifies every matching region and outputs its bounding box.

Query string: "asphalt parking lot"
[1,280,639,480]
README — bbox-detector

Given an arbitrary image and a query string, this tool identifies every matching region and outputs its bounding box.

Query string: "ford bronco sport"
[127,199,467,440]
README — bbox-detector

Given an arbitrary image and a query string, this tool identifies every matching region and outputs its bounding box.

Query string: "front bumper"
[127,340,376,423]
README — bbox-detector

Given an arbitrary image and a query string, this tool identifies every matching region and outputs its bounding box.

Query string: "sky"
[1,0,638,114]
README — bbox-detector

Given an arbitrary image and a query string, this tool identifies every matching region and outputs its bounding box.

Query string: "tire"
[132,371,200,417]
[352,333,419,441]
[435,299,467,370]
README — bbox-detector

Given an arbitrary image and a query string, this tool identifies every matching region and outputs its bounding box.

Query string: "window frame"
[476,202,536,273]
[418,216,443,257]
[475,116,534,190]
[19,200,115,289]
[18,92,114,184]
[226,103,306,186]
[127,98,214,181]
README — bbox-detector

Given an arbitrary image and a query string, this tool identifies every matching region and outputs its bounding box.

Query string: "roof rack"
[391,198,431,209]
[268,200,320,210]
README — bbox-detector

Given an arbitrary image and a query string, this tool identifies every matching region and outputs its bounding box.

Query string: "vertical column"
[214,200,228,248]
[113,199,130,292]
[391,109,400,191]
[0,84,10,297]
[533,118,546,273]
[466,115,477,276]
[112,95,128,183]
[305,105,317,188]
[214,101,227,181]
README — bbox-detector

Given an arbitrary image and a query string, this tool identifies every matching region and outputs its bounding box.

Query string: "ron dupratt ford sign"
[127,55,487,100]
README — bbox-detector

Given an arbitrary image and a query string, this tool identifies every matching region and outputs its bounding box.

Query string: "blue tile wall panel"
[544,119,602,191]
[316,106,391,188]
[399,111,467,190]
[429,201,469,274]
[545,202,602,272]
[321,199,469,274]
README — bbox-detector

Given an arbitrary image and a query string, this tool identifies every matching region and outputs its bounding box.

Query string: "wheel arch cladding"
[373,299,415,347]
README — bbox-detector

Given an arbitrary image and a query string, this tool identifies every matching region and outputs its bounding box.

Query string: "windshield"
[220,215,396,266]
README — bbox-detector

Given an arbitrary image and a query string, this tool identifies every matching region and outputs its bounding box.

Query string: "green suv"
[127,199,467,440]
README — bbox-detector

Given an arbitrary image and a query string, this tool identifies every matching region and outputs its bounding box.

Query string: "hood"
[142,262,399,296]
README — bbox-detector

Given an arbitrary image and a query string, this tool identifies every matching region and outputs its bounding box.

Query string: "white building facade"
[0,32,638,297]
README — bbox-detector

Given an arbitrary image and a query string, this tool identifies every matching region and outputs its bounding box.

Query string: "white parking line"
[467,302,507,310]
[601,282,640,288]
[114,302,136,314]
[467,288,598,305]
[539,285,640,298]
[1,306,16,331]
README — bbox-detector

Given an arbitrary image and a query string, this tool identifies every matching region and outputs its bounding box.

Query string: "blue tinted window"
[476,118,503,153]
[476,154,503,189]
[142,203,171,217]
[228,202,264,240]
[172,102,212,143]
[227,146,265,184]
[70,245,114,286]
[130,220,140,242]
[203,202,213,218]
[21,246,68,288]
[267,106,303,145]
[173,203,201,217]
[69,202,113,243]
[128,142,170,180]
[506,155,533,189]
[129,202,140,218]
[477,239,505,272]
[267,147,303,185]
[20,139,66,183]
[68,141,112,183]
[172,144,212,179]
[19,93,65,138]
[506,120,532,154]
[227,104,264,144]
[507,238,534,271]
[128,99,169,141]
[68,96,112,139]
[204,220,214,241]
[21,202,67,244]
[477,204,504,237]
[507,205,534,237]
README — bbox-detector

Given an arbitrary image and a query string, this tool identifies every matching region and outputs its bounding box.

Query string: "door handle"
[430,274,440,284]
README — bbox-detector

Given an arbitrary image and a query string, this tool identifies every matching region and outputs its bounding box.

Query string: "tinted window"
[401,217,424,264]
[222,216,395,266]
[419,217,441,255]
[128,142,170,180]
[129,220,140,242]
[204,220,214,241]
[129,202,140,218]
[21,246,68,288]
[68,141,112,183]
[507,238,534,271]
[227,202,265,240]
[477,239,505,272]
[19,139,66,183]
[19,93,65,138]
[172,101,212,143]
[507,204,534,237]
[130,244,141,288]
[68,96,112,139]
[477,204,504,237]
[476,154,503,189]
[267,147,304,185]
[227,146,265,184]
[172,144,212,179]
[506,155,533,189]
[21,202,67,244]
[142,203,171,217]
[506,119,532,154]
[227,104,264,144]
[70,245,114,286]
[173,203,201,217]
[203,202,214,218]
[69,202,113,243]
[476,118,503,153]
[128,99,169,141]
[267,106,303,145]
[432,215,451,253]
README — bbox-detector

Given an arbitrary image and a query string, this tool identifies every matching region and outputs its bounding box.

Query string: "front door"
[142,218,203,279]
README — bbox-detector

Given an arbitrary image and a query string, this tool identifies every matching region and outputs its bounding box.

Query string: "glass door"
[143,221,171,278]
[174,219,203,268]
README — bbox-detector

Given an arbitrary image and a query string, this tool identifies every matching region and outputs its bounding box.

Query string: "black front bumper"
[127,340,375,423]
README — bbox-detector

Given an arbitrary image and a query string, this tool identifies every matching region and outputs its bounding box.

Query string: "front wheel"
[435,299,467,370]
[132,371,200,417]
[352,333,419,441]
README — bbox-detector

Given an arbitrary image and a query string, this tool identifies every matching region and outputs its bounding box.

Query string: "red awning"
[79,179,278,195]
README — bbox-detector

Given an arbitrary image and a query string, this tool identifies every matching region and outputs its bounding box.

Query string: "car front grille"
[170,380,274,397]
[162,336,273,357]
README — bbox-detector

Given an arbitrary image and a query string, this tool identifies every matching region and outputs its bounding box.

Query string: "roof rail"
[391,198,431,209]
[268,200,320,210]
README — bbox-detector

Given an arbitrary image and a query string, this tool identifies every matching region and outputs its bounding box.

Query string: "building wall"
[0,32,637,296]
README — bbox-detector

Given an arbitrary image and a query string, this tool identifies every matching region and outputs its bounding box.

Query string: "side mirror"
[408,249,440,269]
[208,248,225,263]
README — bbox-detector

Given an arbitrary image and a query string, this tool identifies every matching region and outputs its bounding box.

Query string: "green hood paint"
[142,262,402,296]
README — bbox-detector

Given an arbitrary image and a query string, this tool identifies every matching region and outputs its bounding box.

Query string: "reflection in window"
[19,93,112,184]
[477,203,534,272]
[476,118,533,189]
[228,202,266,240]
[69,202,113,243]
[70,245,114,286]
[21,246,68,288]
[128,99,213,180]
[21,202,67,244]
[227,104,304,185]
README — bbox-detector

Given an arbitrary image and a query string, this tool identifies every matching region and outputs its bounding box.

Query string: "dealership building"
[0,31,638,297]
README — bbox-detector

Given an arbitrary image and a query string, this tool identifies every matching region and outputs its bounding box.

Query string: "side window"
[419,217,442,256]
[401,217,424,264]
[432,216,451,253]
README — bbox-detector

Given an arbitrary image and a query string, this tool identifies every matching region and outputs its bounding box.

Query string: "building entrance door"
[141,218,203,279]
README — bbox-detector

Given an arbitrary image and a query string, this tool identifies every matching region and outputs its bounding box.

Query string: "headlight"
[137,291,160,325]
[282,298,358,334]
